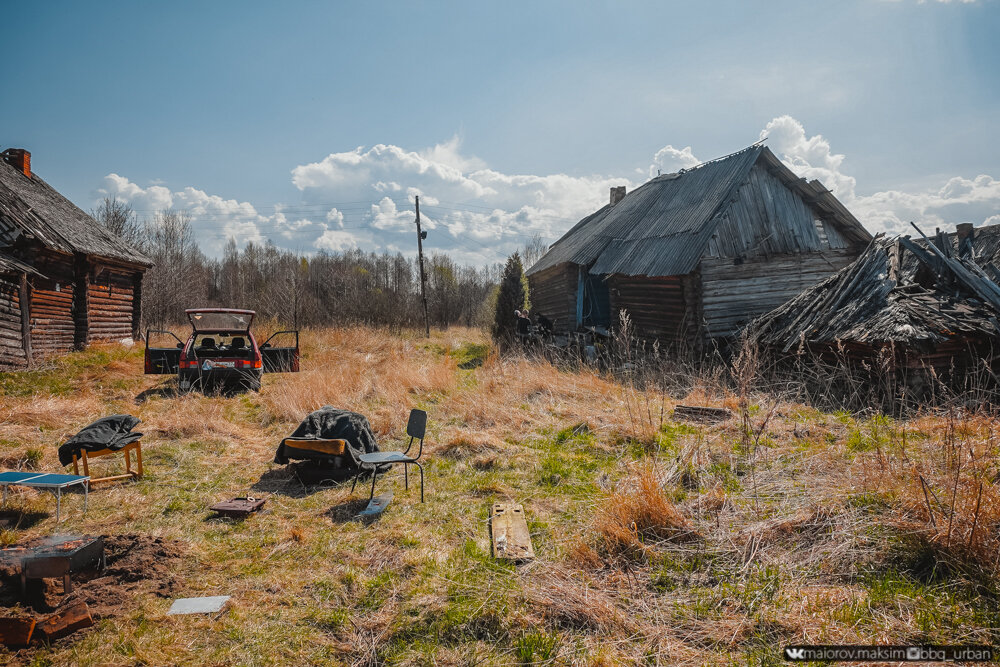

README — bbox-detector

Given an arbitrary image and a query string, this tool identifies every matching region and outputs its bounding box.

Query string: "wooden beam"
[490,502,534,561]
[132,272,142,340]
[0,616,35,647]
[73,253,89,350]
[35,601,93,641]
[18,271,31,367]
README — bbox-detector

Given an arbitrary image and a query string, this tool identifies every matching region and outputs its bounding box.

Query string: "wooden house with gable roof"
[0,148,152,367]
[526,144,872,350]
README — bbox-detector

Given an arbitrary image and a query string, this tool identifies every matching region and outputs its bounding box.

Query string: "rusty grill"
[0,535,104,595]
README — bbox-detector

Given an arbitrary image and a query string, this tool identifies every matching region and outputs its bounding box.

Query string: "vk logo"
[785,647,806,660]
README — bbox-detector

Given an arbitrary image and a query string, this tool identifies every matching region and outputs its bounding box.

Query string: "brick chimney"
[1,149,31,178]
[956,222,975,259]
[610,186,626,206]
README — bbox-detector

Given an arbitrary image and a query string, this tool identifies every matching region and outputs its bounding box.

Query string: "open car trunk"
[261,331,300,373]
[144,330,183,374]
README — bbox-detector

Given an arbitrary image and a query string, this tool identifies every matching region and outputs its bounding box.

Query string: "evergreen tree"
[492,252,528,346]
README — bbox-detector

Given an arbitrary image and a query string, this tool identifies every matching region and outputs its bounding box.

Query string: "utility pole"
[415,196,430,337]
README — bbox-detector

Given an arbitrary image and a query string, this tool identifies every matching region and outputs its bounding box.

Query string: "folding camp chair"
[351,409,427,503]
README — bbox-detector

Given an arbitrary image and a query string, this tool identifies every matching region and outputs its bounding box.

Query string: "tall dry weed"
[857,411,1000,572]
[594,462,694,560]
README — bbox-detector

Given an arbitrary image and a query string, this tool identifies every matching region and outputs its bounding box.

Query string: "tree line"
[93,197,512,331]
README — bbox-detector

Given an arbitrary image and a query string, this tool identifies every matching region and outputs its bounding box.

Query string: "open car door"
[144,330,184,374]
[260,330,300,373]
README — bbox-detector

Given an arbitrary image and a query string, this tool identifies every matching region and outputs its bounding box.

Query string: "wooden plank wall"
[608,274,694,347]
[88,268,135,341]
[0,273,25,368]
[28,253,76,355]
[700,249,857,339]
[705,163,850,261]
[527,264,577,332]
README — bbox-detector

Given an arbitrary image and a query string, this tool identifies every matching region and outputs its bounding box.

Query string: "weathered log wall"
[527,263,577,332]
[28,253,76,355]
[88,267,135,342]
[14,252,143,360]
[0,273,25,368]
[608,274,696,348]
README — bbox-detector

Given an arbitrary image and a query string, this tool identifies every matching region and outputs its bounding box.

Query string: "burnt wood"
[35,601,93,641]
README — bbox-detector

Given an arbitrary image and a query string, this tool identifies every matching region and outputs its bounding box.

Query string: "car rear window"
[190,334,254,356]
[188,311,252,331]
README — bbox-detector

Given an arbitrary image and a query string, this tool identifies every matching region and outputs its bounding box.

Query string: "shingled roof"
[0,155,151,266]
[527,144,869,278]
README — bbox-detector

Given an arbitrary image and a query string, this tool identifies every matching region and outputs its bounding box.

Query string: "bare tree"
[91,196,145,249]
[521,234,549,270]
[138,220,501,331]
[142,210,208,327]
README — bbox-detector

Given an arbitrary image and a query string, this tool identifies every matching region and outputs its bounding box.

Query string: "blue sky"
[3,0,998,262]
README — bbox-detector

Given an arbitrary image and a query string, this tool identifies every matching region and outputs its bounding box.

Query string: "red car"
[144,308,299,392]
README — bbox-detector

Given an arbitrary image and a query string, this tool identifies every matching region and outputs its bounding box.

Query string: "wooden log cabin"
[0,149,151,368]
[526,144,872,351]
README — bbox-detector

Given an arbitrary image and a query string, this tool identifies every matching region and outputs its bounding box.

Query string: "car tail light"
[253,358,262,369]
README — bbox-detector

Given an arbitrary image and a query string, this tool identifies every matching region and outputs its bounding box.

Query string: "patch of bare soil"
[0,534,185,661]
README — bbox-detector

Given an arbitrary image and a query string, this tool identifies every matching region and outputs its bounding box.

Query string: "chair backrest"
[200,337,216,349]
[407,409,427,440]
[231,337,246,350]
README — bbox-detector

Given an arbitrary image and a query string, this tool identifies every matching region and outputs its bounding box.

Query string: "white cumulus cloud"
[649,145,700,177]
[759,115,1000,236]
[96,122,1000,264]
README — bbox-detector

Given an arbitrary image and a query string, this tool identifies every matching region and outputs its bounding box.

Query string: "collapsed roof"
[748,225,1000,352]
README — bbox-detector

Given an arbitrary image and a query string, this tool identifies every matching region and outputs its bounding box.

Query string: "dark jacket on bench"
[273,406,380,470]
[59,415,143,466]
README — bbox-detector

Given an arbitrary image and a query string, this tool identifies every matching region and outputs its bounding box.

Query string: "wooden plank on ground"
[673,405,733,423]
[491,502,534,561]
[209,497,266,518]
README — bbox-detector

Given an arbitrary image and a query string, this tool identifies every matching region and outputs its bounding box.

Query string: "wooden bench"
[71,441,143,486]
[281,438,347,456]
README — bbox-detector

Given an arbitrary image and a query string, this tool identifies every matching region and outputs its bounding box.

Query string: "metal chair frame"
[351,409,427,503]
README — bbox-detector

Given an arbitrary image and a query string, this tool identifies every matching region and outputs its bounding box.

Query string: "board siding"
[700,249,858,339]
[705,163,849,261]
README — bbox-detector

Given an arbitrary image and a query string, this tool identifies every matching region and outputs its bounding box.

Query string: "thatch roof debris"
[748,225,1000,352]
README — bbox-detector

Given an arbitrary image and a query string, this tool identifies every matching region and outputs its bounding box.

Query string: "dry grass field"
[1,326,999,665]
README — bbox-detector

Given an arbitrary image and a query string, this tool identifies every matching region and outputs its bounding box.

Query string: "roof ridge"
[682,142,764,174]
